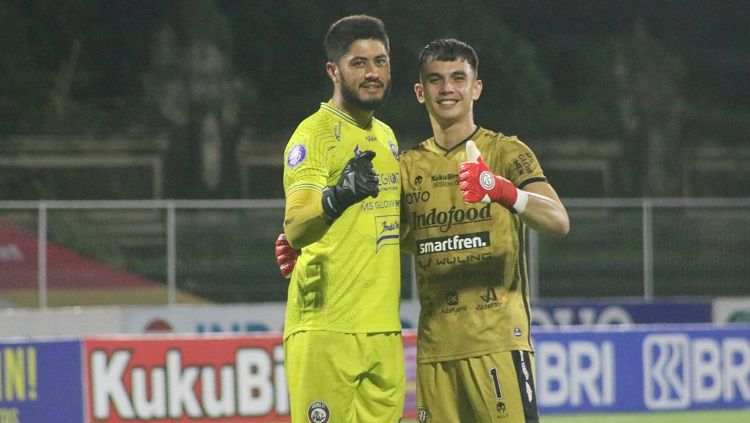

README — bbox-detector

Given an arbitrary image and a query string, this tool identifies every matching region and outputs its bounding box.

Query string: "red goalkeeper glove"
[458,140,528,213]
[275,233,299,279]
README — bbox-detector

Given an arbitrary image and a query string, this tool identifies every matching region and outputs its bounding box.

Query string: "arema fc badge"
[307,401,330,423]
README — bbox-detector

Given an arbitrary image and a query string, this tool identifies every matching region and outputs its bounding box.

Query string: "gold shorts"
[417,350,539,423]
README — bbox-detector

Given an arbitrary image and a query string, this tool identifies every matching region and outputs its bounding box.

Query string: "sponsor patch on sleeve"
[287,144,306,168]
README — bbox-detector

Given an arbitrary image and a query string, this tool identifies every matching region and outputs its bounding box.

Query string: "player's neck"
[330,97,374,128]
[431,118,477,151]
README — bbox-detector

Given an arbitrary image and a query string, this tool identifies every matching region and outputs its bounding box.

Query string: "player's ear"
[414,83,425,104]
[473,79,482,101]
[326,62,339,83]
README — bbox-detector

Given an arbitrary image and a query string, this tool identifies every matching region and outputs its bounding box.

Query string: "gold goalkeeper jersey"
[400,127,547,362]
[282,102,402,339]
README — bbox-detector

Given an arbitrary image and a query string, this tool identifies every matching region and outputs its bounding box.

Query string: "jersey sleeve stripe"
[518,176,547,190]
[287,183,323,194]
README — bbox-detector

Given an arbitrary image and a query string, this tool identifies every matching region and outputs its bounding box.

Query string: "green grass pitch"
[402,409,749,423]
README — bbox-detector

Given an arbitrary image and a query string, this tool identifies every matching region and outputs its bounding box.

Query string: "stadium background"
[1,1,749,422]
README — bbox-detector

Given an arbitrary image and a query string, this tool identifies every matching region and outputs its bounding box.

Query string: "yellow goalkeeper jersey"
[282,102,402,339]
[400,127,547,362]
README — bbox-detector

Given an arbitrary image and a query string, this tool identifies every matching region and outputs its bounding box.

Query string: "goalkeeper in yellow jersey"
[277,15,404,423]
[399,39,569,423]
[275,36,570,422]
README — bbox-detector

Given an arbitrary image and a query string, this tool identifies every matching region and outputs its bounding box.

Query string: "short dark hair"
[324,15,390,63]
[417,38,479,77]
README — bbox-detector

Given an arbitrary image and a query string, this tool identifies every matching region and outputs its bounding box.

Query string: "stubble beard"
[340,75,392,111]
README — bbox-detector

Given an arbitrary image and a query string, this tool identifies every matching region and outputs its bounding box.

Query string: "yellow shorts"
[417,350,539,423]
[284,330,404,423]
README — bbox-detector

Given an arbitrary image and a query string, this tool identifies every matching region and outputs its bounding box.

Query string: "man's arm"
[283,188,329,249]
[459,141,569,237]
[284,149,380,249]
[517,181,569,237]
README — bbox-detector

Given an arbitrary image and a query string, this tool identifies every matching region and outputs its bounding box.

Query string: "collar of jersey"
[320,102,371,130]
[429,126,481,156]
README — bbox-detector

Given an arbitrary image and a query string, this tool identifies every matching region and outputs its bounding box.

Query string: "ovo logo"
[406,191,430,204]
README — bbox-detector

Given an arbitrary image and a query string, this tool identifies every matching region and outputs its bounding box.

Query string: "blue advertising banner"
[533,324,750,413]
[532,300,712,326]
[0,339,84,423]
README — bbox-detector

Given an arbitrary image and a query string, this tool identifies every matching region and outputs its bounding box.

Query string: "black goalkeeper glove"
[322,150,379,222]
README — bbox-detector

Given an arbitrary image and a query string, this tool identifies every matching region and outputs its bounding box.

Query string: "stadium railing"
[1,198,749,308]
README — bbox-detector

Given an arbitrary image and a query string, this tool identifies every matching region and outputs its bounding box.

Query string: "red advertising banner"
[84,332,419,422]
[84,334,288,422]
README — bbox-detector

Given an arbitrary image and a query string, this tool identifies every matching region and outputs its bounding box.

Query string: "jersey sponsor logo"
[435,252,493,266]
[420,267,494,285]
[414,175,423,187]
[512,152,536,175]
[431,173,458,187]
[377,172,400,192]
[360,198,400,211]
[416,258,431,271]
[442,292,466,314]
[477,287,501,311]
[417,253,495,272]
[405,190,430,204]
[476,302,502,311]
[416,232,490,255]
[411,203,492,232]
[286,144,306,168]
[307,401,330,423]
[334,122,341,141]
[480,286,497,302]
[375,215,400,251]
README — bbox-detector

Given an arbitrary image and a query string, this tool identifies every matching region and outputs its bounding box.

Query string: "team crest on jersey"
[388,140,399,161]
[496,400,509,417]
[287,144,306,168]
[307,401,330,423]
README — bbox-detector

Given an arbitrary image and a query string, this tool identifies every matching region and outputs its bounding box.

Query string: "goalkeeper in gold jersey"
[277,15,404,423]
[400,39,569,423]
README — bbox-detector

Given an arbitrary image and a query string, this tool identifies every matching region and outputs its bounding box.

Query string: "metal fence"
[2,198,749,309]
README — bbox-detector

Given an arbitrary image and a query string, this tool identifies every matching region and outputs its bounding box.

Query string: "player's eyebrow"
[348,53,388,62]
[425,70,467,78]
